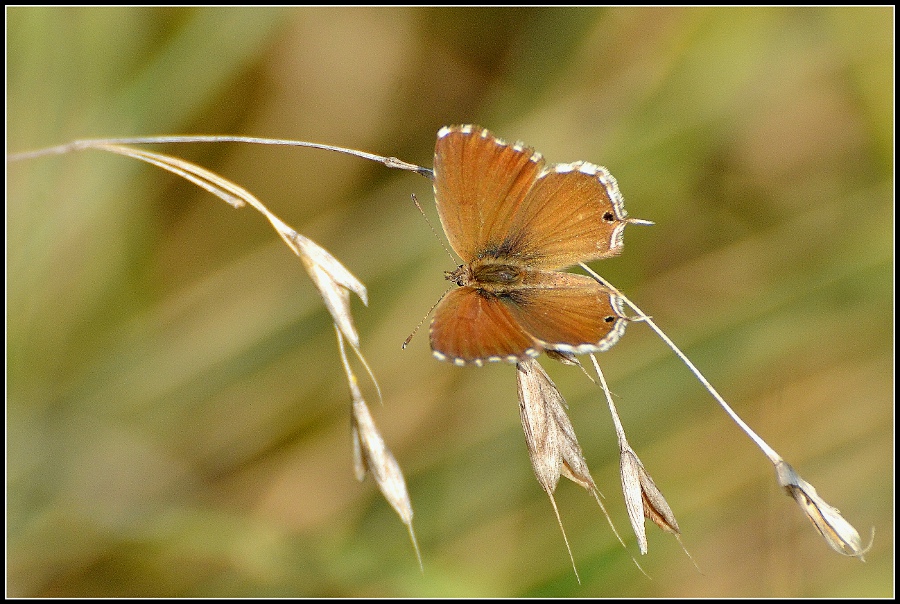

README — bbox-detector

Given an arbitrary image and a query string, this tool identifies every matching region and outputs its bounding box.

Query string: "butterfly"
[428,125,649,366]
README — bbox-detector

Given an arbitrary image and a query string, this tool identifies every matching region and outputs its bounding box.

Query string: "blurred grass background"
[7,7,892,597]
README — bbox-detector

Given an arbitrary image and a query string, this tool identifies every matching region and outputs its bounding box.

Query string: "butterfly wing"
[504,271,628,354]
[430,286,541,366]
[434,125,633,269]
[433,125,545,262]
[429,272,628,365]
[508,161,631,270]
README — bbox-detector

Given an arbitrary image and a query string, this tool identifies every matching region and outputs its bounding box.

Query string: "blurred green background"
[7,7,892,597]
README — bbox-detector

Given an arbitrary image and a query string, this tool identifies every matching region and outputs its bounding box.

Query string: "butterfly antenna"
[402,287,451,350]
[411,193,457,263]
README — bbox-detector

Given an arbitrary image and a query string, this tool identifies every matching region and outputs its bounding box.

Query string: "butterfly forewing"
[430,287,540,365]
[433,125,545,262]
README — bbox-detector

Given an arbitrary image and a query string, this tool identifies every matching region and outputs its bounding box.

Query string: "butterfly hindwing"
[510,163,629,269]
[502,271,627,354]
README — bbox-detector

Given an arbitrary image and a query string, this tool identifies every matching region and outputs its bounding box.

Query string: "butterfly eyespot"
[602,211,615,222]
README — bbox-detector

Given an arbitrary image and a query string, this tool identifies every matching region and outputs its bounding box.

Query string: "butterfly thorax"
[445,257,528,294]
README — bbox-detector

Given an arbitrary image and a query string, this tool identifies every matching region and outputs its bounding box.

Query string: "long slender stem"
[7,135,434,179]
[580,263,783,465]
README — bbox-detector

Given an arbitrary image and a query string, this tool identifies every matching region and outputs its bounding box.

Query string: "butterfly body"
[428,125,647,367]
